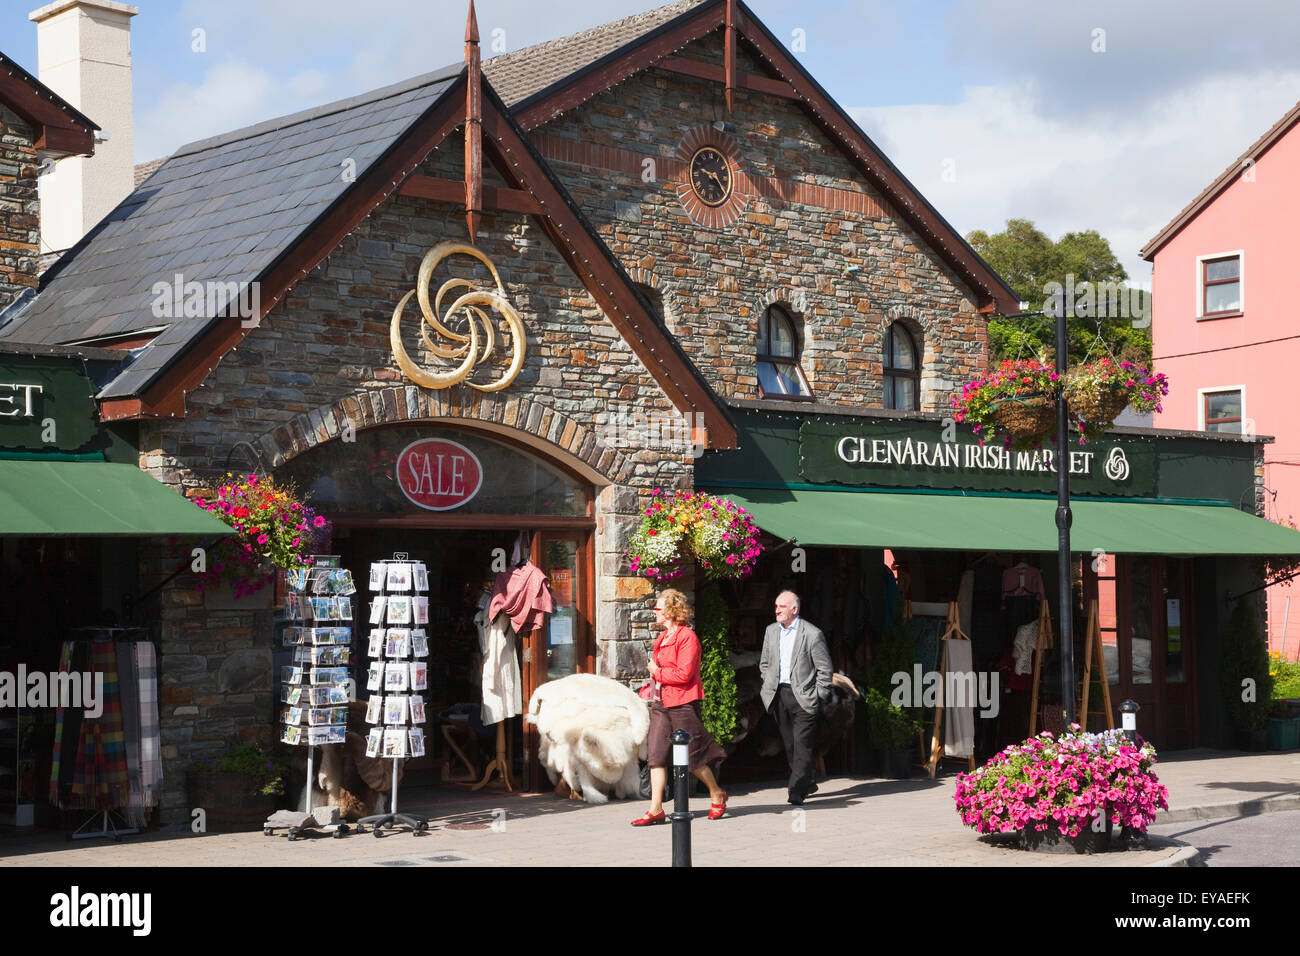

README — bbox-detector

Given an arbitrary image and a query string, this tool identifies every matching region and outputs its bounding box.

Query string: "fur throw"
[526,674,649,804]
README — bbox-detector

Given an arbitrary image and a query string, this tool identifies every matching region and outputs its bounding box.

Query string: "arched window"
[883,322,920,410]
[757,304,812,400]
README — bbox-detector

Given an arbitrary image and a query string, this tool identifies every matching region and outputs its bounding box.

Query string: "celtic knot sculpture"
[390,242,526,391]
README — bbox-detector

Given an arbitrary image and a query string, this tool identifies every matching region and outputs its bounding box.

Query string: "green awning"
[0,460,235,537]
[712,486,1300,556]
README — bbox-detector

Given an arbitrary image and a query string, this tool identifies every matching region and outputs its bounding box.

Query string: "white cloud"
[850,68,1300,281]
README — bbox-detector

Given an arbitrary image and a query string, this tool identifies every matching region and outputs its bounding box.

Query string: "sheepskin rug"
[526,674,650,804]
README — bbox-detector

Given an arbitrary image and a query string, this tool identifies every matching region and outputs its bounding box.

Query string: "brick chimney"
[29,0,137,256]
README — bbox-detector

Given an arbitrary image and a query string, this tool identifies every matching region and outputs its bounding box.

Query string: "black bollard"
[669,728,693,867]
[1120,699,1140,745]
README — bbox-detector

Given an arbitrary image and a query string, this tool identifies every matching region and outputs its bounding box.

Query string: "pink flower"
[313,516,326,527]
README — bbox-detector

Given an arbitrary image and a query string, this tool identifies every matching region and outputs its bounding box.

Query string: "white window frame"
[1197,385,1246,434]
[1195,250,1244,319]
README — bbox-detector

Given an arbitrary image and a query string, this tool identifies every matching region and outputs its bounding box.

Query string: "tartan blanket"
[117,643,143,818]
[135,641,162,805]
[68,639,129,809]
[48,641,74,806]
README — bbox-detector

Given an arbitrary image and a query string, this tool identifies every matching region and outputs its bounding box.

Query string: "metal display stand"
[358,554,430,837]
[266,557,356,840]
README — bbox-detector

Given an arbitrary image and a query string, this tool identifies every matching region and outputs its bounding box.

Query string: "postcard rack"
[359,553,430,837]
[270,555,355,839]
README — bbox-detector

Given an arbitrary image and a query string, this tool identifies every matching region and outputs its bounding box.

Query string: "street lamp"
[1003,301,1076,727]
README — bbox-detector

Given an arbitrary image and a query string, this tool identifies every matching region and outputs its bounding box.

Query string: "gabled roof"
[1141,99,1300,261]
[0,48,98,157]
[3,65,463,398]
[486,0,1020,315]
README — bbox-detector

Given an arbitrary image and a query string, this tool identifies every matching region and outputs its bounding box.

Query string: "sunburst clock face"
[675,126,748,229]
[689,146,733,207]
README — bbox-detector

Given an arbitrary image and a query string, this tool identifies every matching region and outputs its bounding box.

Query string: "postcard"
[384,695,408,725]
[384,664,409,691]
[386,596,411,624]
[366,664,383,692]
[368,630,385,658]
[386,562,412,592]
[365,727,383,758]
[411,631,428,657]
[328,684,349,705]
[337,596,353,621]
[309,686,332,706]
[287,568,308,592]
[408,728,425,758]
[408,695,426,724]
[326,724,346,744]
[365,695,383,724]
[408,661,427,691]
[382,727,407,757]
[281,725,303,746]
[281,685,302,705]
[369,597,387,625]
[284,706,305,725]
[369,563,384,592]
[412,563,428,592]
[413,597,429,625]
[280,665,303,685]
[307,726,333,746]
[385,628,410,659]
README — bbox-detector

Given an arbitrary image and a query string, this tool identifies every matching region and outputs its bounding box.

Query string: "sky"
[5,0,1300,282]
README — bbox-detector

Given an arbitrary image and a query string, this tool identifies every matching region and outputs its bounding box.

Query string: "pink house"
[1142,101,1300,657]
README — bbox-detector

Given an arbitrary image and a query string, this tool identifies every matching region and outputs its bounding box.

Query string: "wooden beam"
[397,175,544,216]
[464,0,483,243]
[724,0,737,112]
[513,2,724,130]
[34,124,94,157]
[656,55,798,100]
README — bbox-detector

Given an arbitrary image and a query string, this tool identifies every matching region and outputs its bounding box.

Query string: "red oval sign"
[395,439,483,511]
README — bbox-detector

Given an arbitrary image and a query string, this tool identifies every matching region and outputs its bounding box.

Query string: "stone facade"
[532,33,988,411]
[0,106,39,312]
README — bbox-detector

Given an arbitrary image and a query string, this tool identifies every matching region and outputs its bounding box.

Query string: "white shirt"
[778,616,800,685]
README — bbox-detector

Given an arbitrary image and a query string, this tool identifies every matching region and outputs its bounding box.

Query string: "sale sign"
[395,439,483,511]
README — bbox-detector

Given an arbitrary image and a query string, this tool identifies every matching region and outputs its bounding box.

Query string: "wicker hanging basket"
[1065,386,1129,426]
[990,394,1057,441]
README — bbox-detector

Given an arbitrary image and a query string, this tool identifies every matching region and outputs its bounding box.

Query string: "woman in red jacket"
[632,588,728,825]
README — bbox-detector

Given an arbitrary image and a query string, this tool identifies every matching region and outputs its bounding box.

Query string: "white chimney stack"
[29,0,138,255]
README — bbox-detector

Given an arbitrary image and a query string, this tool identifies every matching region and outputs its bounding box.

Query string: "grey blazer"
[759,618,834,715]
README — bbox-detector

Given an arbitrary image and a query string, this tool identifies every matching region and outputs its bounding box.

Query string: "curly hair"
[657,588,691,624]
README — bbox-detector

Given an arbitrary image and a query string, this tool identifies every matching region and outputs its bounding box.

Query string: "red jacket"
[653,625,704,707]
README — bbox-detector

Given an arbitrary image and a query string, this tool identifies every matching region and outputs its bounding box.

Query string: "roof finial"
[465,0,480,46]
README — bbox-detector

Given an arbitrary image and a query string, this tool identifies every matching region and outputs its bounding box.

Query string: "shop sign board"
[0,356,100,454]
[800,419,1157,497]
[395,438,483,511]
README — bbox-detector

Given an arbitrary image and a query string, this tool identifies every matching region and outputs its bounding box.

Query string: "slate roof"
[482,0,707,108]
[0,64,461,399]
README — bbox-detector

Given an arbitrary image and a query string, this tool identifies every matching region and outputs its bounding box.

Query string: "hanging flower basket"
[625,489,763,582]
[191,474,332,598]
[1062,359,1170,445]
[953,360,1062,451]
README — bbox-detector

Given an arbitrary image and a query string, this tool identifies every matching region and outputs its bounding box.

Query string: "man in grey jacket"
[760,590,833,804]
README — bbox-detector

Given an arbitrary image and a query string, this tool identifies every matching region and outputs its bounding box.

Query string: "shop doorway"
[332,523,594,792]
[1085,555,1196,748]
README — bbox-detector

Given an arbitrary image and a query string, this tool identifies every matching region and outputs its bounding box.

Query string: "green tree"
[967,219,1152,365]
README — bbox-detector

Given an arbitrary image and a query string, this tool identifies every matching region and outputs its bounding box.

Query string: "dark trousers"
[776,685,817,799]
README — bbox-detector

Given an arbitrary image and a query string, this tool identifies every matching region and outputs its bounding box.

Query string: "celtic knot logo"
[390,243,526,391]
[1103,446,1130,481]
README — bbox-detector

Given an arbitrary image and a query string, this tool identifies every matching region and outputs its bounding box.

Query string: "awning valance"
[710,486,1300,556]
[0,460,234,537]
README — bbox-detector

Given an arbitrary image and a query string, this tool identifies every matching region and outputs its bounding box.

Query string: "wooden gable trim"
[657,56,797,100]
[511,0,1018,315]
[101,82,469,423]
[0,61,96,157]
[397,175,544,216]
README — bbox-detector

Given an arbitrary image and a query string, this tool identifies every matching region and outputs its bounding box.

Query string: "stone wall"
[533,33,988,411]
[0,106,39,312]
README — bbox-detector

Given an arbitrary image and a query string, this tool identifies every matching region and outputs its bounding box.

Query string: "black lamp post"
[1004,301,1076,727]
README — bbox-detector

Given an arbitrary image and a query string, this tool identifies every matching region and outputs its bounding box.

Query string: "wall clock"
[675,125,749,229]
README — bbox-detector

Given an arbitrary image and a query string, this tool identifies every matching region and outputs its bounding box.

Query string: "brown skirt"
[647,699,726,771]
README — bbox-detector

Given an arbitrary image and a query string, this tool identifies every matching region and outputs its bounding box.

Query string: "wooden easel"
[1028,600,1054,735]
[926,601,977,778]
[471,721,514,792]
[1078,599,1115,732]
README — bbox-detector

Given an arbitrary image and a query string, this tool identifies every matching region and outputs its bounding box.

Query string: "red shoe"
[708,792,728,820]
[631,810,666,827]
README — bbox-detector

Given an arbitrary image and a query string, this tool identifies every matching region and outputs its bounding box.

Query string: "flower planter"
[187,771,276,832]
[1065,386,1129,426]
[1266,716,1300,750]
[990,394,1056,442]
[1018,814,1112,854]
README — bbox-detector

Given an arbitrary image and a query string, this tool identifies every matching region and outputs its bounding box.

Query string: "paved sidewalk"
[1,749,1295,867]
